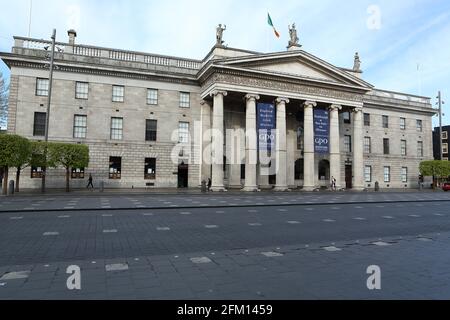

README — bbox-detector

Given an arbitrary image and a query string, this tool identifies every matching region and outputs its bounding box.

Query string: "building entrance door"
[345,165,353,189]
[178,163,188,188]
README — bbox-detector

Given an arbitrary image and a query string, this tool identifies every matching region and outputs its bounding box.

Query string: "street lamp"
[436,91,446,160]
[41,29,56,193]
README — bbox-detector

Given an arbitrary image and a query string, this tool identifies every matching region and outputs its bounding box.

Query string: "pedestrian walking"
[207,178,212,192]
[331,176,336,191]
[87,174,94,189]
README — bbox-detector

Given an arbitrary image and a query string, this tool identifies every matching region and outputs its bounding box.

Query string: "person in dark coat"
[86,174,94,189]
[207,178,212,191]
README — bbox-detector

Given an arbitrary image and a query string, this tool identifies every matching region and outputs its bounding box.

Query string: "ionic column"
[303,101,317,191]
[352,107,364,190]
[274,97,290,191]
[243,94,260,192]
[228,125,244,189]
[200,100,212,185]
[329,104,342,189]
[210,90,227,192]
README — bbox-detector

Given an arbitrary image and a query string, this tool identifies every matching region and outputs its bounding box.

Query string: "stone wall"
[10,67,203,189]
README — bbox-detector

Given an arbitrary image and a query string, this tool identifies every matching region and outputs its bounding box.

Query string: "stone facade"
[0,32,436,190]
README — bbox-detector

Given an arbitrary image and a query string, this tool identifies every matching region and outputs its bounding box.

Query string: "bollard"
[8,180,15,196]
[100,180,104,192]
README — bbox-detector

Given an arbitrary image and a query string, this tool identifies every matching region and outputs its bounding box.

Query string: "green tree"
[0,71,8,130]
[48,143,89,192]
[11,137,32,193]
[419,160,450,188]
[0,134,31,194]
[29,141,54,191]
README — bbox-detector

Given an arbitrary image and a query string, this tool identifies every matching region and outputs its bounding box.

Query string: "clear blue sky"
[1,0,449,127]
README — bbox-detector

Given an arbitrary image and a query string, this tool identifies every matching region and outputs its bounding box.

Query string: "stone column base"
[273,186,290,192]
[302,186,317,192]
[242,186,259,192]
[210,186,227,192]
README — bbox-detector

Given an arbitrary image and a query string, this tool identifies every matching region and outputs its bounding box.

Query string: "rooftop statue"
[288,23,299,47]
[353,52,361,71]
[216,24,226,46]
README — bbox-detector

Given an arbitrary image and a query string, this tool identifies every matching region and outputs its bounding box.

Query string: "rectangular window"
[364,137,371,154]
[73,115,87,139]
[344,135,352,153]
[33,112,46,136]
[400,118,406,130]
[401,167,408,183]
[364,113,370,126]
[31,166,45,179]
[417,141,424,157]
[178,121,189,143]
[443,143,449,154]
[365,165,372,183]
[144,158,156,180]
[71,167,85,179]
[75,82,89,99]
[442,131,448,140]
[384,166,391,183]
[401,140,407,156]
[147,89,158,105]
[36,78,49,96]
[145,119,157,142]
[416,120,423,132]
[343,112,351,124]
[383,138,390,155]
[112,85,124,102]
[109,157,121,179]
[179,92,190,108]
[382,115,389,128]
[110,117,123,140]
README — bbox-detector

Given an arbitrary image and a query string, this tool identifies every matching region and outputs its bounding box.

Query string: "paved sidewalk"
[0,191,449,213]
[0,231,448,299]
[0,186,442,198]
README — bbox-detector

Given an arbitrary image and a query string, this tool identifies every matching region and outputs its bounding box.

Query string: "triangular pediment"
[250,60,337,82]
[210,50,373,89]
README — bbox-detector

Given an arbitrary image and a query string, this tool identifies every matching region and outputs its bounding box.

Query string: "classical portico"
[198,44,372,192]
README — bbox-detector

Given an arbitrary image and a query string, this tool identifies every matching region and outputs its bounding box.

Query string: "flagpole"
[266,10,269,53]
[28,0,32,38]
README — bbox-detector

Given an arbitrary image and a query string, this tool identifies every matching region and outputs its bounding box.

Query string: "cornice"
[199,65,370,95]
[3,56,199,86]
[200,69,367,103]
[363,101,437,116]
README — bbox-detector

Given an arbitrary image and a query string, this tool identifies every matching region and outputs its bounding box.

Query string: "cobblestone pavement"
[0,193,449,299]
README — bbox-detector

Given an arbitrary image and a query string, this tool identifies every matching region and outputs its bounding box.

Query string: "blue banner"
[314,109,329,154]
[257,103,276,152]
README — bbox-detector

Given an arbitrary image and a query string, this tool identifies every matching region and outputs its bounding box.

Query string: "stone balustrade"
[13,36,202,71]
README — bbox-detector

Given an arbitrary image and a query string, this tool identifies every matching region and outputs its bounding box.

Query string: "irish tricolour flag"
[267,13,280,38]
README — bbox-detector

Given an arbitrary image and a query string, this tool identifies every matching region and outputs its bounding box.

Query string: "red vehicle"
[443,182,450,192]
